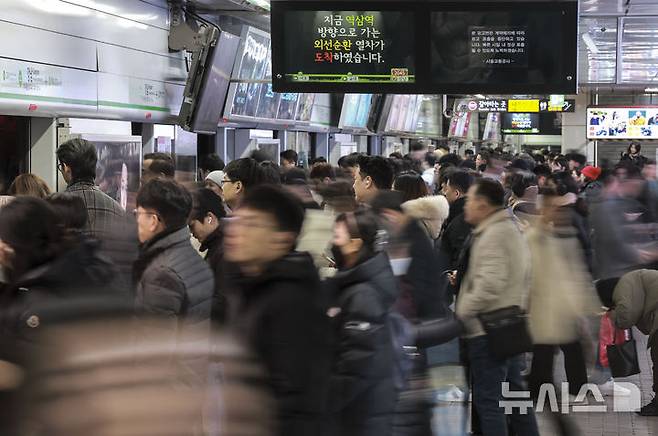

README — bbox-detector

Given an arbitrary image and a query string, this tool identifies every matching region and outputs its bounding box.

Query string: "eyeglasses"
[132,209,161,220]
[221,178,236,187]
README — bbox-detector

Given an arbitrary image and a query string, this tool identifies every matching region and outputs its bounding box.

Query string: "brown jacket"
[612,269,658,338]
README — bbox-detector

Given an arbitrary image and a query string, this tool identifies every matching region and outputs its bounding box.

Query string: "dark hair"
[280,149,298,164]
[136,179,192,230]
[438,153,462,168]
[565,152,587,167]
[200,153,225,172]
[409,141,426,152]
[316,181,357,213]
[309,163,335,181]
[508,158,533,172]
[338,152,361,169]
[335,208,379,261]
[56,138,98,182]
[533,164,552,178]
[144,152,174,164]
[225,158,264,189]
[0,197,65,280]
[472,178,505,207]
[249,149,271,163]
[458,159,477,170]
[311,156,327,165]
[389,152,404,160]
[259,161,282,185]
[425,152,437,167]
[190,188,226,223]
[357,155,394,190]
[8,174,51,199]
[47,193,88,231]
[146,158,175,179]
[629,142,641,154]
[446,170,474,194]
[240,185,305,236]
[553,156,568,171]
[550,171,579,195]
[509,171,538,199]
[393,172,428,202]
[477,150,491,170]
[465,149,475,157]
[370,189,405,213]
[281,167,308,185]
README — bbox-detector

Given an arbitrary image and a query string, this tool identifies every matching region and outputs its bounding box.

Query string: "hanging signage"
[467,98,575,113]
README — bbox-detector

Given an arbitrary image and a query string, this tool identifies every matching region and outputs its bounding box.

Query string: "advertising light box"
[587,107,658,140]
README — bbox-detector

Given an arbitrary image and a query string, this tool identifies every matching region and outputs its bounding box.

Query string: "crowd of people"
[0,138,656,435]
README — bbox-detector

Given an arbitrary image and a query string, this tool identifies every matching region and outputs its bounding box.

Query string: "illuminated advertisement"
[502,113,539,134]
[587,107,658,140]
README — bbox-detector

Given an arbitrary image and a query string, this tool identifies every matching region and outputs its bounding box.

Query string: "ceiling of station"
[186,0,658,88]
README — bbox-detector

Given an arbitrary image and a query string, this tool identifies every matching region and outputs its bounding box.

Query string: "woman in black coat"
[0,197,119,361]
[327,209,399,436]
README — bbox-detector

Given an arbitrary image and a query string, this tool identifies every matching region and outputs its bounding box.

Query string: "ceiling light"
[645,87,658,93]
[475,94,486,99]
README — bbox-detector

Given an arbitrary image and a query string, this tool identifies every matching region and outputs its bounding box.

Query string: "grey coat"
[134,227,214,368]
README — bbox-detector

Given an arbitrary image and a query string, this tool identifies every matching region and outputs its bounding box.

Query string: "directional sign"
[466,98,575,113]
[508,99,540,113]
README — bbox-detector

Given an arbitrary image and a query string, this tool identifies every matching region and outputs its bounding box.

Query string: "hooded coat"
[327,252,399,436]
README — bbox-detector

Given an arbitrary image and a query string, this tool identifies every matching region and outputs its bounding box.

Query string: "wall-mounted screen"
[502,113,539,134]
[587,107,658,139]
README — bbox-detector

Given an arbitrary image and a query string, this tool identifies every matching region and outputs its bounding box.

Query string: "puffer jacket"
[327,252,399,436]
[133,227,214,373]
[612,269,658,338]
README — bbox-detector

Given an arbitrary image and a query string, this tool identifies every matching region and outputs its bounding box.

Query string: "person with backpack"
[326,208,399,436]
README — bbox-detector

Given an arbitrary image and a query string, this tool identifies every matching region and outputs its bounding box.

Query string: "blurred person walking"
[326,209,398,436]
[56,138,137,296]
[142,152,175,185]
[526,188,600,401]
[223,185,330,436]
[456,178,539,436]
[8,174,51,199]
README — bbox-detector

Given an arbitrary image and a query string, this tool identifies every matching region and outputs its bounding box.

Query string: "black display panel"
[271,1,577,94]
[501,112,561,135]
[430,2,577,94]
[271,1,419,93]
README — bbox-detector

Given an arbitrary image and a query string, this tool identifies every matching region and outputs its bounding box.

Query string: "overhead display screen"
[502,113,539,134]
[588,107,658,140]
[430,3,577,94]
[271,2,417,92]
[271,1,577,94]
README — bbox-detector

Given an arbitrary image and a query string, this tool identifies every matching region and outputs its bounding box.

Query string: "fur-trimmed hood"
[401,195,450,239]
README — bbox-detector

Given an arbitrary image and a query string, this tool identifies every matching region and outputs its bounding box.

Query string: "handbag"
[478,306,533,360]
[606,330,641,378]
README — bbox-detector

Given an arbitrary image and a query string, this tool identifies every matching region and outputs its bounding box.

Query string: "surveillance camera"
[600,27,607,32]
[443,108,454,118]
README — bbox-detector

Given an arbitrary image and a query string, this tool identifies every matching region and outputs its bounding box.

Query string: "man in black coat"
[440,170,474,270]
[224,185,331,436]
[133,180,214,375]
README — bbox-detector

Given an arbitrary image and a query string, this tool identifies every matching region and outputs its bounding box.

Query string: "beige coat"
[401,195,450,240]
[526,225,600,344]
[456,209,531,338]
